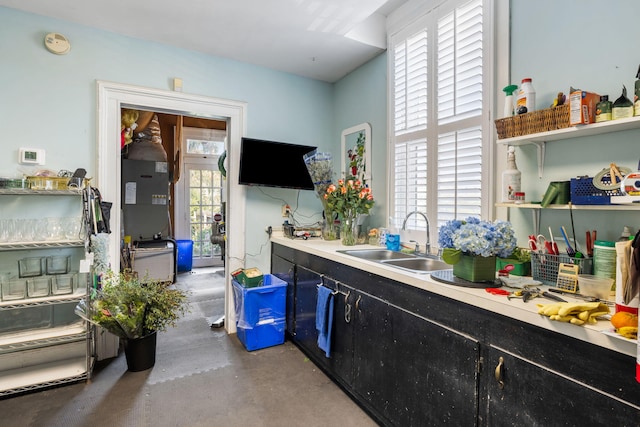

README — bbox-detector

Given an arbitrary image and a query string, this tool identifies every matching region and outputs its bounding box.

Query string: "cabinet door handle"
[494,356,504,389]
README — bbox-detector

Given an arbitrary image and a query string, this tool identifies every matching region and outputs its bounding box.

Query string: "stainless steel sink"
[337,249,416,261]
[380,257,451,274]
[338,248,451,275]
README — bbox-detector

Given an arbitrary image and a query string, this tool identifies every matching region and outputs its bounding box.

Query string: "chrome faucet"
[402,211,431,256]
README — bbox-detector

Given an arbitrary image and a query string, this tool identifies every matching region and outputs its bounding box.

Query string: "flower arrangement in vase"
[324,179,374,245]
[438,217,517,282]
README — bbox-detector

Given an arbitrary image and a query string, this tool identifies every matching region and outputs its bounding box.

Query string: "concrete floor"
[0,268,377,427]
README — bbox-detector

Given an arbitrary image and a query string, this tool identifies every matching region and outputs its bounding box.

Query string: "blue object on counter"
[386,234,401,251]
[316,285,334,358]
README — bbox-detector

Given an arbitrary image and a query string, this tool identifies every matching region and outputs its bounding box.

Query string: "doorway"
[97,81,247,334]
[176,127,226,268]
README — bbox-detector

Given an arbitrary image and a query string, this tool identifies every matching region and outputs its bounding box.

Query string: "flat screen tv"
[238,137,316,190]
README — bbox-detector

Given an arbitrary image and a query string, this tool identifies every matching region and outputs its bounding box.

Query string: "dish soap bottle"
[502,146,521,203]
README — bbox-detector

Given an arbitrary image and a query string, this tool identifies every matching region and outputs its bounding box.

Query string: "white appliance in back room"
[121,159,176,283]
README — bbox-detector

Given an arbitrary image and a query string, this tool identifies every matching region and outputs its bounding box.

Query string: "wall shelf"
[495,115,640,177]
[495,202,640,211]
[496,202,640,236]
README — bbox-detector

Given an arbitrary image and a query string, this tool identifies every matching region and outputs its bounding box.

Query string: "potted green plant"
[76,270,188,371]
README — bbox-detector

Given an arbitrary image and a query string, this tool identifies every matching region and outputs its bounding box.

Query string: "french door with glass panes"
[176,127,226,268]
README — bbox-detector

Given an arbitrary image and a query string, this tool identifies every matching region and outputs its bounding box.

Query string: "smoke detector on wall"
[44,32,71,55]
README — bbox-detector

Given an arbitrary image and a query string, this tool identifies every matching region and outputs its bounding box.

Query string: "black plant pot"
[124,331,157,372]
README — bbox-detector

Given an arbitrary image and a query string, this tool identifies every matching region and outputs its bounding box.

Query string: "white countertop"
[271,234,637,358]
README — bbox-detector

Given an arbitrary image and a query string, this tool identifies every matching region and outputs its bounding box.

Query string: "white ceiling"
[0,0,408,82]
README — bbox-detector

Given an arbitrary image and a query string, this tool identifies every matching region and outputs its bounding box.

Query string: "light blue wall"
[509,0,640,245]
[0,7,334,272]
[333,52,388,229]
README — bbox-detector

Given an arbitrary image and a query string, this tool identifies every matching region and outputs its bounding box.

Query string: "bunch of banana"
[616,326,638,340]
[537,302,610,326]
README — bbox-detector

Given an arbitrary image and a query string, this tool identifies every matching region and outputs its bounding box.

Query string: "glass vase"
[322,216,339,241]
[341,216,357,246]
[453,254,497,282]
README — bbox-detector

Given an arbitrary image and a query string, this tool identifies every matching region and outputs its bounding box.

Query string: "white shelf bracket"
[532,141,545,178]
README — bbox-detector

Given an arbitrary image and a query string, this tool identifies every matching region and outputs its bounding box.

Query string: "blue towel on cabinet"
[316,286,334,358]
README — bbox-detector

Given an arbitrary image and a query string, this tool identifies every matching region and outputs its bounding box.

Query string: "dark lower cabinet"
[294,267,355,386]
[271,243,640,427]
[352,293,480,426]
[482,346,640,427]
[271,255,295,336]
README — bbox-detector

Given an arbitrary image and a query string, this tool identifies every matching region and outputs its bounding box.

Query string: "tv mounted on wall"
[238,137,317,190]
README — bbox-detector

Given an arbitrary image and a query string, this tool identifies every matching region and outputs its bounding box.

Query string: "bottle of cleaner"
[502,84,518,118]
[502,146,521,203]
[516,78,535,114]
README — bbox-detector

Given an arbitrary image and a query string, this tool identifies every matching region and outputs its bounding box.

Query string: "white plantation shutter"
[436,0,483,227]
[394,137,428,227]
[390,0,486,240]
[437,127,482,226]
[393,27,428,227]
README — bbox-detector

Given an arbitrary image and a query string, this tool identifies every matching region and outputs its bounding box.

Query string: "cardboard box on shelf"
[569,90,600,125]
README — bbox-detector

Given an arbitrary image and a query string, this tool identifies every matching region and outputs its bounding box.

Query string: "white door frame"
[96,80,246,333]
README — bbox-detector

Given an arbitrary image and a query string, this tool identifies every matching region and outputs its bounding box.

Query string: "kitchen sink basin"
[337,249,416,261]
[380,257,451,274]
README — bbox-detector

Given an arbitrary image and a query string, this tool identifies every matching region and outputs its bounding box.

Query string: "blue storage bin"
[176,240,193,272]
[232,274,286,351]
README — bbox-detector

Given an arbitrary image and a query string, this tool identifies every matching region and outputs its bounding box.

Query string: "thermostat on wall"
[44,32,71,55]
[19,148,46,165]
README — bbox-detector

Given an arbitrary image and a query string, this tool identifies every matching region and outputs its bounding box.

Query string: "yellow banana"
[617,326,638,339]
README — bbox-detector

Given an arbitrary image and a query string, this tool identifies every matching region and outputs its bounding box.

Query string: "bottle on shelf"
[516,78,535,114]
[502,84,518,118]
[612,85,633,120]
[501,146,521,203]
[595,95,612,123]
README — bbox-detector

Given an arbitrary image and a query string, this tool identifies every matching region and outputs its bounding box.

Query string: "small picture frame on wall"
[341,122,372,186]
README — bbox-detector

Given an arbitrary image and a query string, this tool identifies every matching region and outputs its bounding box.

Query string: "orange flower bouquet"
[324,179,374,245]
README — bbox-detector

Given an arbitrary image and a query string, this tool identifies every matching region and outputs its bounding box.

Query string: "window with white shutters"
[389,0,489,245]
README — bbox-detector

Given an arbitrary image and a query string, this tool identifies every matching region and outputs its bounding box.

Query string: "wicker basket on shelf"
[495,104,569,139]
